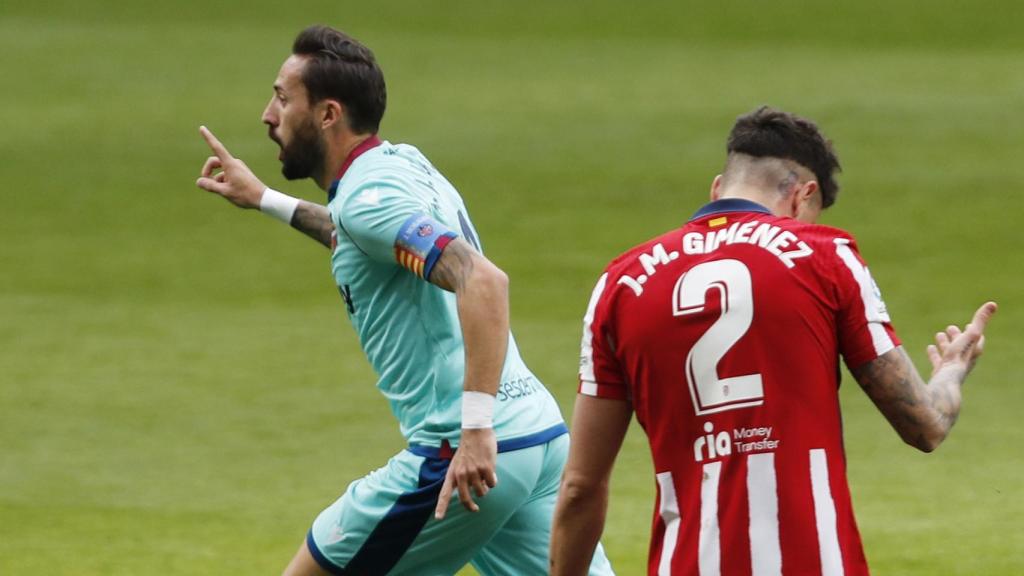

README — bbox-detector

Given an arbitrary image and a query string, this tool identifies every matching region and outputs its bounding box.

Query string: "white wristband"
[461,391,495,429]
[259,187,300,224]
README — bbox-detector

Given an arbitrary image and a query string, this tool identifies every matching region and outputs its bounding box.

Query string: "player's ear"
[710,174,724,201]
[792,180,821,222]
[320,99,345,130]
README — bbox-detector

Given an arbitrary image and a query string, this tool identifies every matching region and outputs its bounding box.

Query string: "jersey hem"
[406,422,568,459]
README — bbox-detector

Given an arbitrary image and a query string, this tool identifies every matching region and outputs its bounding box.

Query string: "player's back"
[581,199,897,575]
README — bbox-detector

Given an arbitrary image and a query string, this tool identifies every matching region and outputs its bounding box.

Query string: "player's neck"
[317,132,375,191]
[716,186,784,216]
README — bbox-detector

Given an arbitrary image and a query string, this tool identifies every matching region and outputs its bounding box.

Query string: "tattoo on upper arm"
[290,201,334,248]
[429,239,476,292]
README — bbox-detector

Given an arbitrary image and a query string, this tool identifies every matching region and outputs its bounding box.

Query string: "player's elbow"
[483,262,509,293]
[558,473,607,507]
[469,260,509,300]
[902,422,950,453]
[906,434,940,453]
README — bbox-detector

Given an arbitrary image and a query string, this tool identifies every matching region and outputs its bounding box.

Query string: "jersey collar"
[327,134,383,202]
[689,198,773,221]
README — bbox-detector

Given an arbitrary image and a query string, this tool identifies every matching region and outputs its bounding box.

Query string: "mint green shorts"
[307,432,614,575]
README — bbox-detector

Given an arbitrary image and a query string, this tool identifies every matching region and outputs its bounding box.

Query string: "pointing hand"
[196,125,266,209]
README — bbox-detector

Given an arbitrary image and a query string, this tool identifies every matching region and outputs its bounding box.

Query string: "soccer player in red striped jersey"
[550,107,997,576]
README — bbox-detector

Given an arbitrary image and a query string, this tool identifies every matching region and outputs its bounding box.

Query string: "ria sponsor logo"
[693,422,732,462]
[693,422,780,462]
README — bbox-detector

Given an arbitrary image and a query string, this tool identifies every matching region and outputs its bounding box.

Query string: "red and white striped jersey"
[579,198,899,576]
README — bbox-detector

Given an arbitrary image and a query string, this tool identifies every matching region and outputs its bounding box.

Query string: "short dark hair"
[292,25,387,134]
[727,106,841,208]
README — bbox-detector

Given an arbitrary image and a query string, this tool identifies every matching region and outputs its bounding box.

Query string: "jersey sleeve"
[830,236,901,369]
[578,272,630,400]
[338,181,458,281]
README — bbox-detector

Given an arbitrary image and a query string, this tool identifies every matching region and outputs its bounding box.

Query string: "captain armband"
[393,213,458,280]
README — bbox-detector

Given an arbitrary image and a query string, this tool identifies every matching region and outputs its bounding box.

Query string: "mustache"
[268,128,283,147]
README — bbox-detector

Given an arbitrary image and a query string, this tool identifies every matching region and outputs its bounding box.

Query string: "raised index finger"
[199,125,234,160]
[968,301,998,335]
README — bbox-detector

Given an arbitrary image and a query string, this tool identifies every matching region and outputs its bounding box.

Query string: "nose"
[262,98,277,126]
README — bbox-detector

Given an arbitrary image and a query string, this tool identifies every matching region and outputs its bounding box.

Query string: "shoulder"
[751,219,865,270]
[355,142,437,179]
[334,178,423,218]
[336,143,443,203]
[607,229,680,274]
[591,228,684,303]
[784,220,857,248]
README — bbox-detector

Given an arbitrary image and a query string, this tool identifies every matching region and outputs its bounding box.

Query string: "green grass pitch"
[1,1,1022,573]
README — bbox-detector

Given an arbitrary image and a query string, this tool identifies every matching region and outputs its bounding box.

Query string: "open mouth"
[269,133,284,161]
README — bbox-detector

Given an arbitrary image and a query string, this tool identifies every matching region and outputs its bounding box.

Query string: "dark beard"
[280,119,325,181]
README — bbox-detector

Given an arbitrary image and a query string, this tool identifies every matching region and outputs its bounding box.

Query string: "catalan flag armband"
[393,213,458,280]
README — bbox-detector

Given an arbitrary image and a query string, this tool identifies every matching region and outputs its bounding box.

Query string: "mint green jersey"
[327,141,564,448]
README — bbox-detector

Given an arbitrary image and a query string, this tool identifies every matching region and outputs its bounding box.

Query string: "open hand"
[196,126,266,209]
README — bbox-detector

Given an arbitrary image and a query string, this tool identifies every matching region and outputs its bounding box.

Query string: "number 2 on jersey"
[673,259,764,415]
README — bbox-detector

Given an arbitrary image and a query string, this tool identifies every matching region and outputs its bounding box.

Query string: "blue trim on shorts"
[406,422,569,459]
[306,530,345,575]
[341,456,450,574]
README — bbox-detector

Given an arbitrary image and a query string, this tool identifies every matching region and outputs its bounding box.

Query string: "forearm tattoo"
[290,201,334,248]
[852,347,963,448]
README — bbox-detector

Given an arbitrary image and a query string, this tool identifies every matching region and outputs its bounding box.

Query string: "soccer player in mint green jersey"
[196,25,614,576]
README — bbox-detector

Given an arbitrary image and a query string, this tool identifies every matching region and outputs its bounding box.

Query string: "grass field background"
[2,1,1022,574]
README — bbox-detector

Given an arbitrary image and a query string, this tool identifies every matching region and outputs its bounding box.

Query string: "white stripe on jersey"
[747,453,782,576]
[810,449,845,576]
[579,273,609,393]
[700,461,723,576]
[834,239,895,357]
[657,471,681,576]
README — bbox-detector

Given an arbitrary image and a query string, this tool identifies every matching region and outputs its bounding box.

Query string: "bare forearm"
[290,200,334,248]
[431,239,509,395]
[427,239,508,519]
[457,266,509,395]
[923,364,965,441]
[854,303,995,452]
[551,395,631,575]
[550,482,608,576]
[853,347,962,452]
